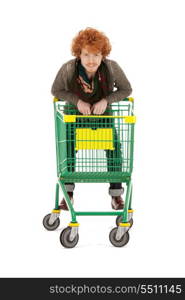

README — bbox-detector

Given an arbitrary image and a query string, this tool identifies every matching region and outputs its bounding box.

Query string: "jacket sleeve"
[51,63,79,105]
[105,61,132,104]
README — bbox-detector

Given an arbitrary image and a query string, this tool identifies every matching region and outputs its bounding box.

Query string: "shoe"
[111,196,124,210]
[59,192,74,211]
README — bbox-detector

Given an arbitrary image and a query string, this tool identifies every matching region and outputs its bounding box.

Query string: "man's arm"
[51,64,79,105]
[105,61,132,104]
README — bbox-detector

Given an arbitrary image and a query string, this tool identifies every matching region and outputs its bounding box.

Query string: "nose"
[88,56,95,64]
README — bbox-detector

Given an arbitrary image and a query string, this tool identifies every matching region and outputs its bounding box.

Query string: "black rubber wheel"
[116,216,133,228]
[109,227,129,247]
[60,227,79,248]
[43,213,60,231]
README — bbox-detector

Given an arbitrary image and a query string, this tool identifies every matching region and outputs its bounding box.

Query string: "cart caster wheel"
[109,227,129,247]
[43,213,60,231]
[60,227,79,248]
[116,216,133,228]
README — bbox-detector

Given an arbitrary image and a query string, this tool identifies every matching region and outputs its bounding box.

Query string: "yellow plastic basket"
[75,128,114,150]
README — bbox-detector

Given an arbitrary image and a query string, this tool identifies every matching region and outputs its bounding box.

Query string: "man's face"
[80,47,103,74]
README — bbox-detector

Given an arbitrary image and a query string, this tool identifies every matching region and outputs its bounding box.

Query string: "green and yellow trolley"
[43,97,136,248]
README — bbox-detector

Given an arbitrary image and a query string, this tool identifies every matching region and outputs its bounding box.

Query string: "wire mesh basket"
[54,99,135,182]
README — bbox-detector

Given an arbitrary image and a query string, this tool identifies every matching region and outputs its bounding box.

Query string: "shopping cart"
[43,97,136,248]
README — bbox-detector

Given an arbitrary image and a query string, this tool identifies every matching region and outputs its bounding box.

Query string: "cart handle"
[64,115,136,124]
[53,97,134,102]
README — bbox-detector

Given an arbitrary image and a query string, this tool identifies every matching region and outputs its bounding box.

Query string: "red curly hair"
[71,28,112,58]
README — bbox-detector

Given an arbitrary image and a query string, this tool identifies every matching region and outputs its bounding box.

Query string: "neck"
[86,71,95,79]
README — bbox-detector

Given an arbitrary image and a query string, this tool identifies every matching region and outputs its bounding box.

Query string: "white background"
[0,0,185,277]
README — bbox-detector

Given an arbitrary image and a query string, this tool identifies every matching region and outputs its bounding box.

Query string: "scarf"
[69,59,110,104]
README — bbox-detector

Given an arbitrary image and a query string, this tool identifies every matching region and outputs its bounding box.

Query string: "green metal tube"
[128,185,133,210]
[55,183,59,209]
[130,124,135,173]
[54,102,60,177]
[76,211,122,216]
[122,179,132,222]
[59,180,77,223]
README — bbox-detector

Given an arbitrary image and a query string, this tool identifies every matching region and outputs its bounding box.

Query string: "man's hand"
[77,99,91,115]
[91,99,108,115]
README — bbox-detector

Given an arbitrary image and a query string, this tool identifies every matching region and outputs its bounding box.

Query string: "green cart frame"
[43,97,136,248]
